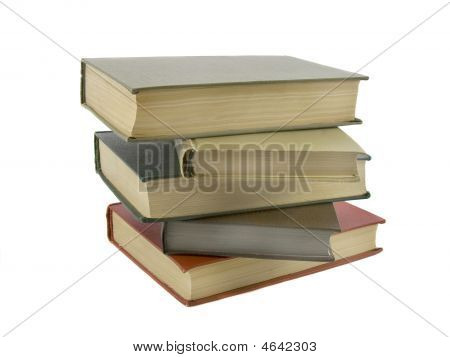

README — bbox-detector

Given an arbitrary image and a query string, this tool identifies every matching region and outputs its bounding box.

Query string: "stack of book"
[81,56,385,306]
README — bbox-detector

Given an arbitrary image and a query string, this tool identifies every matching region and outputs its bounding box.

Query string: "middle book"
[94,127,370,221]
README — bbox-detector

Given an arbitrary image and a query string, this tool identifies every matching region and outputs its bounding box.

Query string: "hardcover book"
[175,128,370,178]
[81,56,367,140]
[107,202,384,306]
[95,129,370,221]
[163,202,376,261]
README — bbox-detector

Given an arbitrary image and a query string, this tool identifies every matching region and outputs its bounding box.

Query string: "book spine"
[94,134,101,173]
[174,139,196,178]
[160,222,168,254]
[80,61,86,104]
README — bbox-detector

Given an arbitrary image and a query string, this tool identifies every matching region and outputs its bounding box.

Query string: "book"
[163,202,380,261]
[95,129,370,221]
[107,202,384,306]
[175,128,369,178]
[81,56,367,140]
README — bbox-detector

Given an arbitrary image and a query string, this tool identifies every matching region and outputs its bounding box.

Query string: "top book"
[81,56,367,140]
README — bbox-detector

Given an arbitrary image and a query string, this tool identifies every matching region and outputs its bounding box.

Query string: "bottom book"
[107,202,385,306]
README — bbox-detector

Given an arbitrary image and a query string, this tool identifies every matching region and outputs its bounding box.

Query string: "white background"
[0,0,449,355]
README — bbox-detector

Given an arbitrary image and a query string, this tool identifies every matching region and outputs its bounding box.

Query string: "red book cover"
[107,202,384,305]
